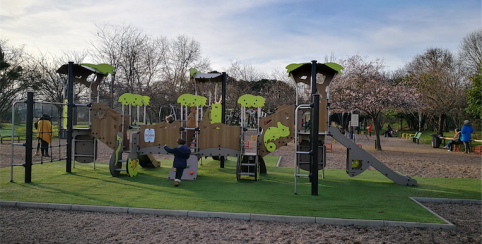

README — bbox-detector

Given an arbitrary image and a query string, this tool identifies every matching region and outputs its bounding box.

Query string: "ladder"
[236,105,262,181]
[236,152,259,181]
[293,104,327,194]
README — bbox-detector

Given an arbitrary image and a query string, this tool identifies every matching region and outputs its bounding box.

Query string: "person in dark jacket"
[460,120,474,154]
[164,138,191,186]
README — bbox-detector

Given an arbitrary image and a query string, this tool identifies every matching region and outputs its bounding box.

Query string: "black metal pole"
[25,92,34,183]
[221,72,226,124]
[220,72,226,168]
[66,62,74,173]
[310,60,319,196]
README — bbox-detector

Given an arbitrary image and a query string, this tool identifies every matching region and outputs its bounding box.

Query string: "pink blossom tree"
[330,55,419,150]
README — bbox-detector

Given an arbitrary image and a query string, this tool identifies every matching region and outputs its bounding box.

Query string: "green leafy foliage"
[466,67,482,119]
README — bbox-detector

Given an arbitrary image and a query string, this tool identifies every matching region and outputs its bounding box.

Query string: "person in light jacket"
[443,128,461,152]
[164,138,191,186]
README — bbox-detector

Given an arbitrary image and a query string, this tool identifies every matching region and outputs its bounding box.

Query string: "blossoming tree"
[330,55,419,150]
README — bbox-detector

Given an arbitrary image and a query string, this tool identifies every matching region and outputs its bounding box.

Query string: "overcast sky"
[1,0,480,74]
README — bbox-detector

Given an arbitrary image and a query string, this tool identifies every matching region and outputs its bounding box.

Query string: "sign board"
[351,114,359,127]
[144,129,155,142]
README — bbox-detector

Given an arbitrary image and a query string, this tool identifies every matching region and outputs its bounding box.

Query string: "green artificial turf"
[1,156,480,224]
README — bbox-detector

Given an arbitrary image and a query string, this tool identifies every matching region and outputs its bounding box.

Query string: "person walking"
[368,124,372,137]
[37,114,52,157]
[164,138,191,186]
[460,120,474,154]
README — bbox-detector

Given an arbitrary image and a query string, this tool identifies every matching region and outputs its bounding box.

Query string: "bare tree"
[90,24,211,117]
[90,23,155,108]
[0,40,40,121]
[459,28,482,75]
[228,59,266,82]
[405,48,468,136]
[258,79,296,113]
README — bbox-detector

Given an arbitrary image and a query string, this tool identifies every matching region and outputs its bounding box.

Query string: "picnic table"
[439,136,453,146]
[439,136,481,152]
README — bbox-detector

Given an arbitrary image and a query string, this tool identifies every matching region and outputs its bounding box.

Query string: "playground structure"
[9,63,114,183]
[10,60,417,194]
[287,61,417,195]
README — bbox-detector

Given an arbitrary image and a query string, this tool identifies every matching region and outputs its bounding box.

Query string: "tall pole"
[25,92,34,183]
[310,60,319,196]
[220,72,227,168]
[66,62,74,173]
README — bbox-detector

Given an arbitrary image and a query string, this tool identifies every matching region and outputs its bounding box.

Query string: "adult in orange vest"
[37,114,52,157]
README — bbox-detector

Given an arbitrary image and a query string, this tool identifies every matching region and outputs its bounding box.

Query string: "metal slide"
[329,126,417,186]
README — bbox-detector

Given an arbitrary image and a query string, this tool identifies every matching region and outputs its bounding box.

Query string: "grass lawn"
[1,156,480,224]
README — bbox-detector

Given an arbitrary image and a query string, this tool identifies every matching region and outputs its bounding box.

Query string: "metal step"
[75,154,95,157]
[115,169,127,171]
[241,163,256,166]
[238,172,255,176]
[298,161,324,165]
[244,152,257,156]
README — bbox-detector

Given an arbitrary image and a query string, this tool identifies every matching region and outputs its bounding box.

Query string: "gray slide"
[329,126,417,186]
[168,155,199,180]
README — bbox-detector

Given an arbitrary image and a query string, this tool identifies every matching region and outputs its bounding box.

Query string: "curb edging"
[2,198,480,230]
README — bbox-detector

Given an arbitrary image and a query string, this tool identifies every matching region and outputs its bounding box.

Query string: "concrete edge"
[412,197,482,205]
[72,204,128,213]
[409,197,457,228]
[251,213,316,223]
[17,201,72,211]
[128,207,188,217]
[276,156,282,167]
[316,217,384,227]
[383,220,456,230]
[188,211,250,220]
[1,199,479,230]
[0,201,17,207]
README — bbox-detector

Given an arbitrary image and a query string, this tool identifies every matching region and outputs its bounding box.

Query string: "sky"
[1,0,481,74]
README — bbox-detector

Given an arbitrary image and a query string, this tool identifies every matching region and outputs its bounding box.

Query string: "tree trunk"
[438,114,445,137]
[372,115,382,151]
[420,114,426,132]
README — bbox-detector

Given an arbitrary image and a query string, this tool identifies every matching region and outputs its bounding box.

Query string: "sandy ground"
[1,133,481,243]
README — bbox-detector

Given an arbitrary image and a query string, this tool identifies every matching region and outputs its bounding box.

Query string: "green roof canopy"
[285,62,343,85]
[190,68,223,83]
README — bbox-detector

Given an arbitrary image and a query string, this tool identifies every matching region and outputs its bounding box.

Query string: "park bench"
[0,128,24,144]
[409,132,422,144]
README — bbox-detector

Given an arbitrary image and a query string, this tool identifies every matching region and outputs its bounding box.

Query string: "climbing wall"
[91,103,129,150]
[197,120,241,157]
[258,105,295,157]
[138,121,181,149]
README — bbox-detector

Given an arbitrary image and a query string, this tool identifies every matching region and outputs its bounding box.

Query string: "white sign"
[144,129,155,142]
[351,114,359,127]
